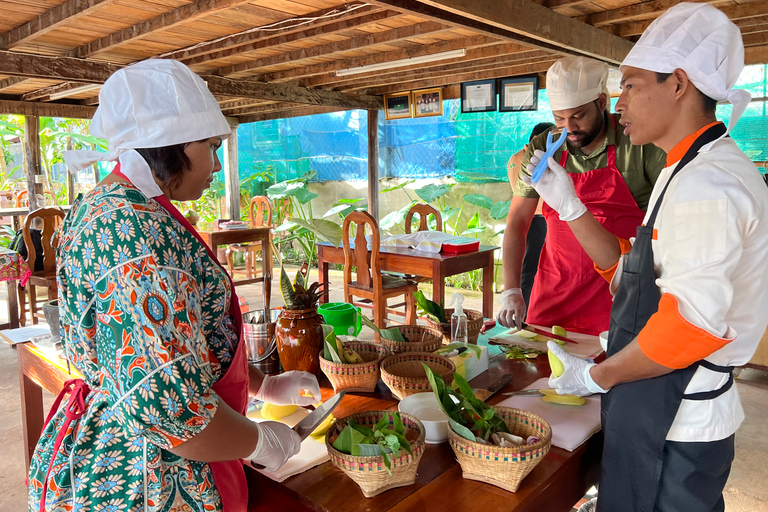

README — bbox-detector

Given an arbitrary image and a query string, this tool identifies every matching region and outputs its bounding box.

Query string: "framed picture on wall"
[412,87,444,117]
[461,79,497,113]
[499,76,539,112]
[384,92,413,120]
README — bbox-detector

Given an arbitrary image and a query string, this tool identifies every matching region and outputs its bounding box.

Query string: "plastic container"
[318,302,363,336]
[450,293,468,344]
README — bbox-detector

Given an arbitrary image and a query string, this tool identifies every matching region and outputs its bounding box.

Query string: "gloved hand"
[547,341,608,396]
[249,421,302,472]
[523,150,587,222]
[255,371,321,407]
[497,288,526,329]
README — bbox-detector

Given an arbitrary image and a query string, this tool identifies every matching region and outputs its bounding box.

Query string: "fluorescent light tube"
[336,49,466,77]
[49,84,101,100]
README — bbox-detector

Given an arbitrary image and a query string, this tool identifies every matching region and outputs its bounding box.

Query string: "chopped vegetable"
[500,344,545,360]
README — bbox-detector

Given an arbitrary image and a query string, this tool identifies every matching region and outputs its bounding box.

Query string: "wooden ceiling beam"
[369,0,633,64]
[742,32,768,48]
[238,105,348,124]
[22,82,97,101]
[260,34,500,83]
[746,46,768,65]
[360,60,556,95]
[67,0,255,59]
[0,99,96,118]
[0,77,28,92]
[0,0,117,49]
[545,0,598,11]
[0,50,120,82]
[218,21,453,78]
[576,0,725,28]
[224,101,314,116]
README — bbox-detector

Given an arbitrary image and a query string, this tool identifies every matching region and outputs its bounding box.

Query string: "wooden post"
[23,115,41,212]
[367,109,379,222]
[66,137,75,205]
[223,117,240,221]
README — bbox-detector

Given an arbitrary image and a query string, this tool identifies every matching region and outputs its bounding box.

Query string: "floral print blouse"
[27,182,239,512]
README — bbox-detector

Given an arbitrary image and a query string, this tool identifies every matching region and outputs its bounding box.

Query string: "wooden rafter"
[22,82,98,102]
[217,21,454,77]
[238,105,348,124]
[0,99,96,118]
[368,0,633,64]
[0,77,28,91]
[66,0,255,59]
[576,0,724,28]
[0,51,120,82]
[0,0,117,49]
[545,0,597,11]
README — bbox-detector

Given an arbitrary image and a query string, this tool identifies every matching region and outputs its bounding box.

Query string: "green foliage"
[360,315,406,341]
[332,413,412,474]
[414,290,447,323]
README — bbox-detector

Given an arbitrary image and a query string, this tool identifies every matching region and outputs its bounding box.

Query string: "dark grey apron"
[597,124,735,512]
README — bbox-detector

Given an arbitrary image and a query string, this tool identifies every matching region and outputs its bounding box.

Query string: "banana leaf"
[360,315,405,341]
[414,290,447,323]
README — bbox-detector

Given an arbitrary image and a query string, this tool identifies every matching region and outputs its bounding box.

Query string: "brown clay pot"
[275,307,325,375]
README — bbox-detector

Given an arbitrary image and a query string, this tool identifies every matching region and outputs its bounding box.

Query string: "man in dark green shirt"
[499,56,666,335]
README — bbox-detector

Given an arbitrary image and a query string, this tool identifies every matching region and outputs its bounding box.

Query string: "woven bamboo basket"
[319,341,390,393]
[326,410,426,498]
[425,308,483,344]
[380,352,455,400]
[448,407,552,492]
[362,325,443,354]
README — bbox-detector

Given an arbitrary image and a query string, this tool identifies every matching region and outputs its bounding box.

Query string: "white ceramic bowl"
[398,392,449,444]
[599,330,609,352]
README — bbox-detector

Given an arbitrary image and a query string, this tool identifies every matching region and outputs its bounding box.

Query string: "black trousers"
[521,214,546,307]
[652,434,734,512]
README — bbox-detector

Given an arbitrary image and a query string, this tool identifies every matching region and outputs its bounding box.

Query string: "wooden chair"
[16,190,57,208]
[18,207,65,326]
[226,196,272,280]
[342,210,417,329]
[405,203,442,233]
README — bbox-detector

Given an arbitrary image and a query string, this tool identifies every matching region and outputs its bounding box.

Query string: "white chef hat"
[546,57,609,111]
[620,2,750,141]
[63,59,231,198]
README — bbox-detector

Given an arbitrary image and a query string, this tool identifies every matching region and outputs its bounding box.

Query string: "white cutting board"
[246,405,330,482]
[497,378,601,452]
[490,326,603,360]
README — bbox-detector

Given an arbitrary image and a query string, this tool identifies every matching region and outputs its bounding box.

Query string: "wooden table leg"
[7,280,19,329]
[432,260,445,308]
[18,346,44,469]
[262,233,272,312]
[482,252,494,319]
[318,246,330,304]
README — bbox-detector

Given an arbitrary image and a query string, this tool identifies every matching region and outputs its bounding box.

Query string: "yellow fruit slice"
[539,388,582,399]
[548,349,565,378]
[552,325,568,338]
[542,395,586,406]
[261,403,298,420]
[518,330,538,339]
[310,413,335,437]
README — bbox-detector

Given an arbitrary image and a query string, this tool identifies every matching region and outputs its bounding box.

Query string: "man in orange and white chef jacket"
[523,3,768,511]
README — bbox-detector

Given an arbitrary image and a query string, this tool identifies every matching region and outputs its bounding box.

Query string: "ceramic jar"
[275,307,325,375]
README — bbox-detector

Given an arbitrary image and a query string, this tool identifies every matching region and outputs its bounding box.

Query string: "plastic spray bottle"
[449,293,468,344]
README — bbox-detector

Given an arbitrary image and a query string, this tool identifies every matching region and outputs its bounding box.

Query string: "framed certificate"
[499,76,539,112]
[412,87,444,118]
[384,92,413,120]
[460,79,497,113]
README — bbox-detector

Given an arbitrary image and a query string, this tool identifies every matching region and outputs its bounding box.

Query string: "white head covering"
[546,57,609,111]
[620,2,749,143]
[63,59,231,198]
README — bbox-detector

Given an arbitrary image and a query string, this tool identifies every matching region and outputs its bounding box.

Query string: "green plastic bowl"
[318,302,362,336]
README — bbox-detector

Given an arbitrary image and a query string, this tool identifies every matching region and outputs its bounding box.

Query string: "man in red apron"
[499,57,666,335]
[527,4,768,511]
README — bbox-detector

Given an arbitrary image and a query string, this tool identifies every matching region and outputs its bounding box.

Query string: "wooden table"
[195,223,273,309]
[317,242,499,318]
[247,351,601,512]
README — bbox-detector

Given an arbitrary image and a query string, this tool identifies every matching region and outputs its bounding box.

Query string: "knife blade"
[293,390,346,441]
[515,324,579,344]
[503,389,546,397]
[473,374,512,401]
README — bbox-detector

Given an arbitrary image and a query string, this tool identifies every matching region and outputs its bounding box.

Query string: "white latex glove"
[523,149,588,222]
[547,341,608,396]
[255,371,321,407]
[249,421,302,472]
[497,288,526,329]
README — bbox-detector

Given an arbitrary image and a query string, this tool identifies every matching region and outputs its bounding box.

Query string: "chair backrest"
[342,210,381,291]
[17,190,56,208]
[248,196,273,228]
[405,203,442,234]
[23,207,65,274]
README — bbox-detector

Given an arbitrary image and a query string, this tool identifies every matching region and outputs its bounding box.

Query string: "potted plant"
[275,265,326,375]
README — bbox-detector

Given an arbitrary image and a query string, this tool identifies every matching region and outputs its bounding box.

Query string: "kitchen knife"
[473,374,512,402]
[503,389,547,397]
[513,323,579,344]
[293,390,346,441]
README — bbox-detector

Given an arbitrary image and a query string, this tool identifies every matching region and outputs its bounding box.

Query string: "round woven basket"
[319,341,390,393]
[325,410,426,498]
[363,325,443,354]
[448,407,552,492]
[380,352,455,400]
[425,308,483,344]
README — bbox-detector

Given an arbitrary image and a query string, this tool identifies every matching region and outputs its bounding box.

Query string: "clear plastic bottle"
[450,293,468,344]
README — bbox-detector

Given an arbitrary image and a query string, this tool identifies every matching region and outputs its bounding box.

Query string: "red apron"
[38,167,249,512]
[526,129,645,335]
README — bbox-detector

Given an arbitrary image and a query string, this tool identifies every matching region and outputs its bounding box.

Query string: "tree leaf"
[467,212,480,230]
[294,187,319,204]
[348,420,376,439]
[461,227,487,235]
[464,194,494,210]
[490,200,512,220]
[323,204,355,218]
[290,218,343,247]
[380,179,416,193]
[379,203,412,231]
[441,205,459,222]
[392,412,405,435]
[333,423,370,454]
[266,181,305,199]
[415,183,453,203]
[449,418,476,442]
[375,413,391,432]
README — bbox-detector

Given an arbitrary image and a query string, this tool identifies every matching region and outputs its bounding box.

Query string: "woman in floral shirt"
[27,60,320,512]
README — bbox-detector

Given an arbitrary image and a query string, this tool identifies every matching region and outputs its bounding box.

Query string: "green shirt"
[513,113,666,211]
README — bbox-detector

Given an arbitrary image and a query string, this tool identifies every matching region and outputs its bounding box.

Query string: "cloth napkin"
[497,378,601,452]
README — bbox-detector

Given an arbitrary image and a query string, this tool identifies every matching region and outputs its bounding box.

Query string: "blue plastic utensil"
[530,128,568,184]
